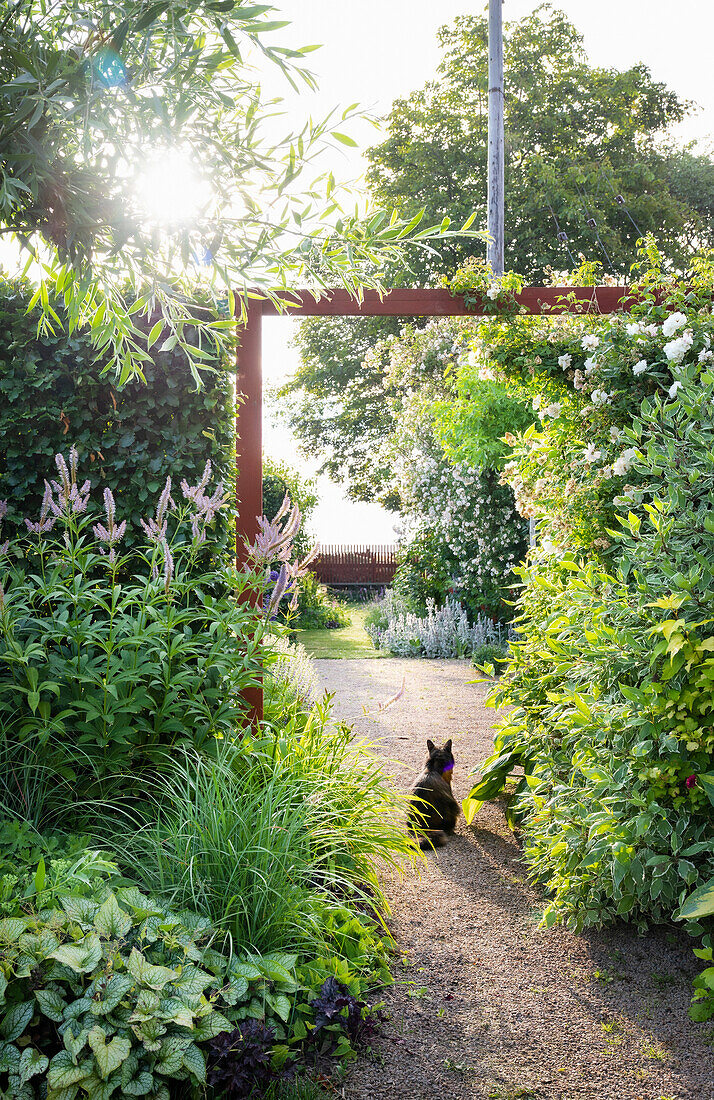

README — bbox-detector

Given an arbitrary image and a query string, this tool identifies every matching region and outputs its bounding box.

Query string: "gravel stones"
[315,658,714,1100]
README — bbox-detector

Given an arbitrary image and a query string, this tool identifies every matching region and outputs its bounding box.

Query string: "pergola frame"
[235,284,630,720]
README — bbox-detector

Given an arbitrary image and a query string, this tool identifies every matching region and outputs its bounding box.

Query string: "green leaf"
[192,1011,232,1042]
[94,894,132,940]
[697,773,714,808]
[181,1043,206,1084]
[0,1000,34,1042]
[89,974,135,1016]
[0,918,29,942]
[87,1026,131,1079]
[126,948,178,990]
[18,1046,49,1085]
[676,877,714,921]
[47,1051,94,1089]
[154,1035,190,1075]
[462,794,484,826]
[35,988,66,1022]
[49,933,103,974]
[147,320,164,349]
[59,896,98,925]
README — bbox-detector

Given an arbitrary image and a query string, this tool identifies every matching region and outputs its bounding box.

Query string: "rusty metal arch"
[234,284,630,719]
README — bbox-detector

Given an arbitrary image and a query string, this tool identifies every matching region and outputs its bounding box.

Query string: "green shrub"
[288,573,350,630]
[0,276,235,561]
[0,822,118,919]
[0,887,239,1100]
[0,449,262,814]
[465,359,714,931]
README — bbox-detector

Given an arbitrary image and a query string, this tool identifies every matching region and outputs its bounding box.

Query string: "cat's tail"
[418,829,448,850]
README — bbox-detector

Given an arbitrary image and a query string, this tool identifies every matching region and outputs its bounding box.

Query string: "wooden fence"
[312,544,398,587]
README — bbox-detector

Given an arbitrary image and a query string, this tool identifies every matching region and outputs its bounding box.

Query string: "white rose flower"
[591,388,611,406]
[613,447,637,476]
[662,311,687,337]
[583,443,601,463]
[582,334,600,351]
[584,356,598,375]
[698,349,714,364]
[558,353,572,370]
[645,324,659,337]
[633,359,648,375]
[573,369,585,391]
[664,330,694,364]
[609,426,621,442]
[668,380,683,399]
[625,322,643,336]
[486,284,500,300]
[543,402,562,418]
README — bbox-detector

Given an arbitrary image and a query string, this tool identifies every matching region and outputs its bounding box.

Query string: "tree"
[367,4,713,282]
[280,4,714,501]
[0,1,478,382]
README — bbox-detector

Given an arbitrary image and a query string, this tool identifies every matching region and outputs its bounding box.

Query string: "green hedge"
[0,276,235,556]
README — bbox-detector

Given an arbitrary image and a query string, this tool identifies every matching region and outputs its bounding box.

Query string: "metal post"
[487,0,505,276]
[235,299,263,724]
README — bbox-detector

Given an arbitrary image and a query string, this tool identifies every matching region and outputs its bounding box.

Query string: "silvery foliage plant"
[367,597,508,659]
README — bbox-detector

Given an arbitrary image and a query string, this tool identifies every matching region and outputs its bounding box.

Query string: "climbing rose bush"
[464,248,714,938]
[374,319,528,619]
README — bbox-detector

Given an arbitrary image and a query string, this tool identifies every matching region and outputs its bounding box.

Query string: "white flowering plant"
[470,243,714,555]
[461,250,714,1018]
[373,319,530,620]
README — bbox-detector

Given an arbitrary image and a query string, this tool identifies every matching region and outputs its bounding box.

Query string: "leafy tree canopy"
[280,4,714,503]
[0,1,478,381]
[367,3,713,282]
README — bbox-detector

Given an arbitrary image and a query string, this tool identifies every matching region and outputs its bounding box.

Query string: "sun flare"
[135,149,211,227]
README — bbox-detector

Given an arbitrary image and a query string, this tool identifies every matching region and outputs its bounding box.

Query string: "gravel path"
[315,658,714,1100]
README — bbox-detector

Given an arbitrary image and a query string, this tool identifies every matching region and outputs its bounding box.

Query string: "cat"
[408,739,460,850]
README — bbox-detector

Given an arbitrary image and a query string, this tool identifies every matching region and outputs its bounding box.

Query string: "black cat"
[408,739,460,850]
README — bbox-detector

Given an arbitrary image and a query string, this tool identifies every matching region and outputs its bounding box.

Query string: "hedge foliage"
[0,276,235,556]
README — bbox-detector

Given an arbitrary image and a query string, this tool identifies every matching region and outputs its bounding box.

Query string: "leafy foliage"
[0,450,262,816]
[0,1,480,381]
[0,277,235,559]
[118,710,414,957]
[463,257,714,935]
[0,823,117,919]
[367,7,713,281]
[0,887,238,1100]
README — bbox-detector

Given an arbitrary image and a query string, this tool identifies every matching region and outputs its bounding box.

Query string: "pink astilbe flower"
[92,487,127,565]
[246,495,319,617]
[162,538,174,592]
[25,483,57,535]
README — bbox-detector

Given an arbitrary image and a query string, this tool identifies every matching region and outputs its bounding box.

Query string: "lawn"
[297,603,390,659]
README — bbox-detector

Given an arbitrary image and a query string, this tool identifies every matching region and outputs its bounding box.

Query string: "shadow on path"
[316,658,714,1100]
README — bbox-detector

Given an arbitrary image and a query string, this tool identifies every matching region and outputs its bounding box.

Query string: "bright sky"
[263,0,714,546]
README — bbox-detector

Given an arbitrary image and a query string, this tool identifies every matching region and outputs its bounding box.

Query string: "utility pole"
[487,0,504,276]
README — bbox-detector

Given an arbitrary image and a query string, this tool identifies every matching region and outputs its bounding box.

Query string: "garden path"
[315,658,714,1100]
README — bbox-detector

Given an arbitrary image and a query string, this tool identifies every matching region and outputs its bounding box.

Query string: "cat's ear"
[444,739,452,754]
[426,739,435,753]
